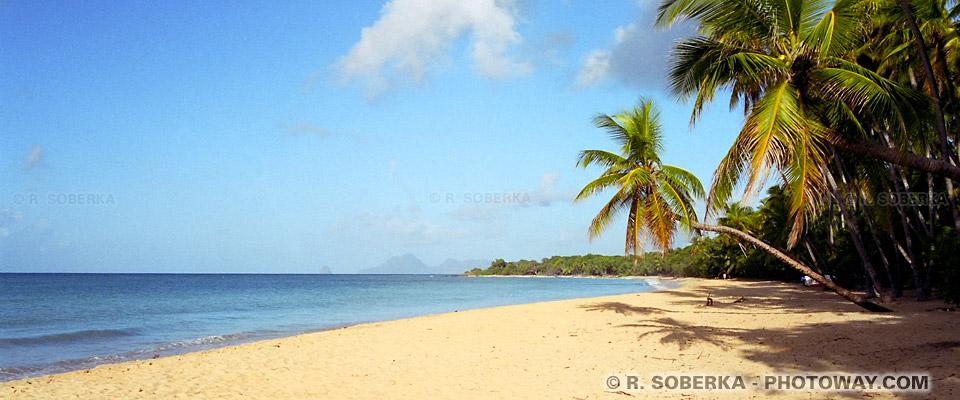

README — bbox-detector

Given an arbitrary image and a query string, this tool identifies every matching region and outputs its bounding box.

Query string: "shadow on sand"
[580,279,959,398]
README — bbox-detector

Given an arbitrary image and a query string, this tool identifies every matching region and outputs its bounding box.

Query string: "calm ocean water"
[0,273,670,382]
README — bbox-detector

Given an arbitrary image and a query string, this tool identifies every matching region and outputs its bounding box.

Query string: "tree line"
[519,0,960,310]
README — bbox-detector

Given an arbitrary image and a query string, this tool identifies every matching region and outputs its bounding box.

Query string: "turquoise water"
[0,273,669,382]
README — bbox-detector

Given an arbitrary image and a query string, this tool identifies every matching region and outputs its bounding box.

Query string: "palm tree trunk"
[689,221,891,312]
[896,0,953,166]
[834,157,899,297]
[825,163,894,302]
[923,156,938,299]
[826,133,960,181]
[891,167,930,301]
[803,238,823,274]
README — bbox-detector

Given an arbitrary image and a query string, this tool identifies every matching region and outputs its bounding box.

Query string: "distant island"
[465,254,666,277]
[318,266,332,274]
[357,254,490,275]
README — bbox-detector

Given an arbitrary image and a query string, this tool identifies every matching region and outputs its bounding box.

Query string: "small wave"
[0,331,270,382]
[644,278,669,291]
[140,333,253,353]
[0,329,141,346]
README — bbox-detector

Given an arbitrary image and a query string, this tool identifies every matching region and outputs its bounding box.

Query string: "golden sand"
[5,278,958,399]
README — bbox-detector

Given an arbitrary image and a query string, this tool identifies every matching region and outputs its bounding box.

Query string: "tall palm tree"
[574,98,704,264]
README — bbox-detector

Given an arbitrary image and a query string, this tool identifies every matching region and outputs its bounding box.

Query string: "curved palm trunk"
[826,133,960,181]
[689,221,892,312]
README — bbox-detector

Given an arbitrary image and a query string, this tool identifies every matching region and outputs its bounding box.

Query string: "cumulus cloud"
[24,146,45,170]
[335,0,530,99]
[575,49,611,87]
[532,172,575,206]
[575,10,696,90]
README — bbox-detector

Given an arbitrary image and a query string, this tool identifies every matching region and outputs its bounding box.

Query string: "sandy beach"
[5,278,958,399]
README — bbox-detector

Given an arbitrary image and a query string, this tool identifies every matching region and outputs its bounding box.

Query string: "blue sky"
[1,0,748,273]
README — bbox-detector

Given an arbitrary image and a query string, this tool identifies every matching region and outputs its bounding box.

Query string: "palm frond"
[814,60,931,143]
[657,165,705,231]
[740,81,805,197]
[660,165,707,200]
[574,172,628,202]
[803,0,862,57]
[669,36,787,122]
[643,191,678,252]
[781,121,829,248]
[592,114,631,148]
[587,185,632,240]
[706,127,754,217]
[575,150,628,170]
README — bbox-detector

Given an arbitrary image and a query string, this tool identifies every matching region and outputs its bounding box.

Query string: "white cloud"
[24,146,45,169]
[575,49,611,88]
[614,24,636,43]
[575,12,696,90]
[335,0,530,99]
[532,172,575,206]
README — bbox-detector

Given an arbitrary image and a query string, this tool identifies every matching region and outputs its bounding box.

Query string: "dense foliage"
[656,0,960,304]
[469,182,960,304]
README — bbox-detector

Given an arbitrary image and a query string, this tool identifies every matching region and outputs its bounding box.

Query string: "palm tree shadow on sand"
[579,281,959,398]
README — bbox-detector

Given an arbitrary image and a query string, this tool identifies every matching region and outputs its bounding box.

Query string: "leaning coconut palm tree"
[575,98,704,265]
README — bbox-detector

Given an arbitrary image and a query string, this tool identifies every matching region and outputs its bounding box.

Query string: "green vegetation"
[652,0,960,306]
[468,182,960,306]
[474,0,960,307]
[466,253,695,277]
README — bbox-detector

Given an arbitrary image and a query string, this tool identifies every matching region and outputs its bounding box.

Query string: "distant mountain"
[318,266,332,274]
[357,254,491,274]
[357,253,430,274]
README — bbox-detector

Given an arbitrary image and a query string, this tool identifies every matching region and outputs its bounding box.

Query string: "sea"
[0,273,672,382]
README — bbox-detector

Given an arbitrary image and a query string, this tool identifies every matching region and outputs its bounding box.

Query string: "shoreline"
[7,278,958,399]
[1,275,670,383]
